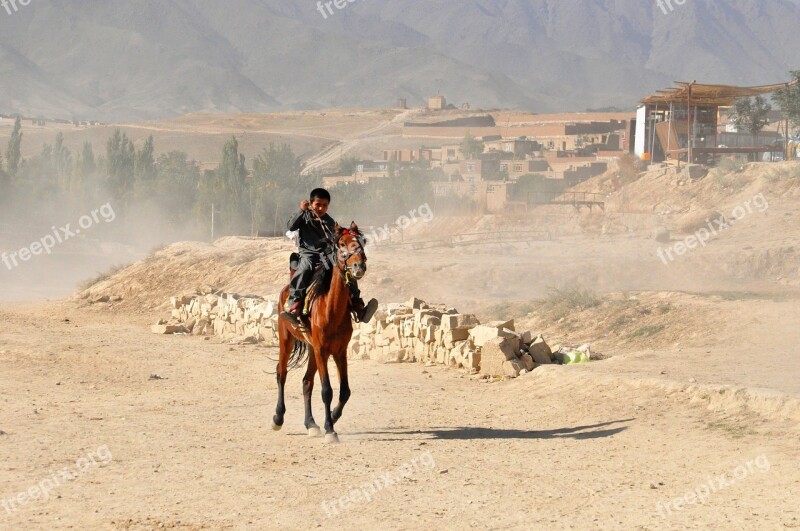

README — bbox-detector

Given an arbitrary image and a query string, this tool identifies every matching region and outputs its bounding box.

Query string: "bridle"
[308,209,366,282]
[335,229,366,283]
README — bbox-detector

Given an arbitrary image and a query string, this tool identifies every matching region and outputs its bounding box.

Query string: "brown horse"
[272,222,367,443]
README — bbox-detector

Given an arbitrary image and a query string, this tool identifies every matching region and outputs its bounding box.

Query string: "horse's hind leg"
[331,352,351,426]
[272,329,292,431]
[303,348,321,437]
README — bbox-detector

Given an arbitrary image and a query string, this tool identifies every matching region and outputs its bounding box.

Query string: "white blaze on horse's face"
[338,233,366,280]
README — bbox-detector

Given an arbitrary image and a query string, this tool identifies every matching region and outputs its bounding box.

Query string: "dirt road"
[1,301,798,530]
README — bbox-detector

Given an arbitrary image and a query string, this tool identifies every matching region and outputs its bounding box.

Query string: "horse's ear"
[334,222,341,233]
[350,221,358,231]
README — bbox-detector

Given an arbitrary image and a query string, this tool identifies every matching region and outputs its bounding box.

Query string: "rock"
[683,163,708,180]
[520,330,533,345]
[407,297,426,310]
[502,359,523,378]
[479,337,519,376]
[441,313,480,331]
[486,319,515,331]
[653,226,671,243]
[469,325,500,347]
[151,324,188,335]
[529,335,553,364]
[520,353,535,371]
[443,329,470,348]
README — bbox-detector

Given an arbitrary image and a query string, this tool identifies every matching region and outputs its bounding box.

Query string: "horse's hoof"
[308,426,322,437]
[271,421,282,431]
[324,432,340,444]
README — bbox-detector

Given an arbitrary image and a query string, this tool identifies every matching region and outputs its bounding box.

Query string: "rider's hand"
[300,200,310,211]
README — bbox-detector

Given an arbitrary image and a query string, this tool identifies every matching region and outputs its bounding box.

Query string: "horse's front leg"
[331,352,351,425]
[303,349,321,437]
[317,353,338,443]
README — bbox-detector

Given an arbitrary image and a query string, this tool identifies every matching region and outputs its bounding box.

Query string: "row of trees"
[0,119,449,240]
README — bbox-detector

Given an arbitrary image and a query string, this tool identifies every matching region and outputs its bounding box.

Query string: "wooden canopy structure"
[641,80,799,107]
[639,79,799,163]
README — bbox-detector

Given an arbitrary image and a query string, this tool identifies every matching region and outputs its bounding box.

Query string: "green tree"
[106,129,136,210]
[214,136,249,234]
[251,143,310,235]
[52,132,73,193]
[6,116,22,177]
[73,141,98,208]
[0,150,8,203]
[775,70,800,132]
[135,135,156,182]
[337,156,359,175]
[460,133,484,160]
[156,150,201,229]
[731,96,772,142]
[77,141,97,179]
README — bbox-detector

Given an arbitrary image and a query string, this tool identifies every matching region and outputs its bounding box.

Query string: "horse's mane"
[311,224,363,297]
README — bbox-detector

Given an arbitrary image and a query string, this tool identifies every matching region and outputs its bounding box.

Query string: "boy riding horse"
[281,188,378,327]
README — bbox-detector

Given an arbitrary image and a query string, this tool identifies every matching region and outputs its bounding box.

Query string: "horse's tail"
[288,339,309,370]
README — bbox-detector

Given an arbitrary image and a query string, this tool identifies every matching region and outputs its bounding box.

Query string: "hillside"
[2,0,800,120]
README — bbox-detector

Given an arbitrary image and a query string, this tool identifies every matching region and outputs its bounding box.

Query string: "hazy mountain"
[1,0,798,121]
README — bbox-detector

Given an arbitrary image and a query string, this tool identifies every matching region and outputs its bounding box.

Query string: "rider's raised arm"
[287,209,307,231]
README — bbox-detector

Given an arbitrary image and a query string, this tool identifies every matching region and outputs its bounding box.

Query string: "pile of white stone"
[349,297,557,378]
[155,292,569,378]
[153,288,279,344]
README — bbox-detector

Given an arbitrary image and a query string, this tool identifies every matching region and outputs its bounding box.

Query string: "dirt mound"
[75,237,295,313]
[512,290,729,355]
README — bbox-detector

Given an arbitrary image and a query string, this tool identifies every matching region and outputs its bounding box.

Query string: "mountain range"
[1,0,799,121]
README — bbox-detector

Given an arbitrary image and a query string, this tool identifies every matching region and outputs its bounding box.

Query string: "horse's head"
[333,222,367,280]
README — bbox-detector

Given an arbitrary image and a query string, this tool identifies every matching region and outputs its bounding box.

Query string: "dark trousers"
[288,253,362,305]
[288,254,319,304]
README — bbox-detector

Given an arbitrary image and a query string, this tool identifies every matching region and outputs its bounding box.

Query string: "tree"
[337,156,359,176]
[77,141,97,179]
[73,141,98,208]
[156,150,200,229]
[106,129,136,210]
[460,133,484,160]
[135,135,156,182]
[6,116,22,177]
[731,96,772,142]
[775,70,800,132]
[251,143,309,235]
[214,136,249,234]
[52,132,73,193]
[0,150,8,203]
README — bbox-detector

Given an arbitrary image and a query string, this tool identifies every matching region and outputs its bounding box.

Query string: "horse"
[272,221,368,443]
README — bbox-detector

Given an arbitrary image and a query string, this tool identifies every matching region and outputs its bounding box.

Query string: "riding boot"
[351,297,378,323]
[280,300,304,328]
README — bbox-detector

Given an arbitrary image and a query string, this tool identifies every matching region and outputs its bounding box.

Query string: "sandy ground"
[2,154,800,530]
[1,296,799,530]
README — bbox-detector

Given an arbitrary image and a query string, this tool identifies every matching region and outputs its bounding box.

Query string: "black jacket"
[287,210,336,255]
